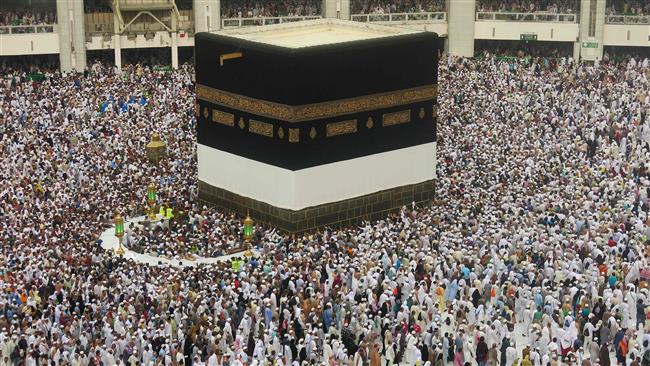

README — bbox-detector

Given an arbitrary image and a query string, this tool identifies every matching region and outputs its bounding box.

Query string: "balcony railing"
[85,13,115,34]
[605,15,649,24]
[221,15,322,28]
[476,11,577,22]
[84,10,194,36]
[116,0,176,11]
[0,24,56,34]
[351,12,446,23]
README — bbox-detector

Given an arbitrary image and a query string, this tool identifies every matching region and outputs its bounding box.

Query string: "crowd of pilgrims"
[0,10,57,27]
[126,208,255,259]
[475,0,579,13]
[606,0,649,16]
[1,51,650,366]
[5,0,649,22]
[220,0,321,18]
[350,0,445,14]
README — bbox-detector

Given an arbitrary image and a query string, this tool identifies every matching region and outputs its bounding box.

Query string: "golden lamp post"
[147,183,157,221]
[145,133,167,164]
[243,214,254,258]
[114,214,126,257]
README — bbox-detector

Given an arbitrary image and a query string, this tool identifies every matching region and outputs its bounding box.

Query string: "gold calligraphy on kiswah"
[212,110,235,127]
[248,120,274,137]
[326,120,358,137]
[196,84,437,123]
[288,128,300,143]
[382,110,411,127]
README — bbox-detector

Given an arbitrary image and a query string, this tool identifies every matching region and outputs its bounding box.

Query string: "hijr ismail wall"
[194,20,440,232]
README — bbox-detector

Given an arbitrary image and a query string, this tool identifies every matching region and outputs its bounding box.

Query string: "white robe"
[385,342,396,366]
[505,346,517,366]
[405,337,422,365]
[321,341,332,363]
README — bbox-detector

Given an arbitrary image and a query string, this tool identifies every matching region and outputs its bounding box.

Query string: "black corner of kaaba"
[194,30,441,171]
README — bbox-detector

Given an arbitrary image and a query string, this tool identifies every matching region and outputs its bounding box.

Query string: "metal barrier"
[221,15,322,28]
[84,10,194,35]
[85,13,115,34]
[475,11,577,22]
[117,0,175,10]
[177,9,194,32]
[605,15,649,24]
[351,12,446,23]
[0,24,56,34]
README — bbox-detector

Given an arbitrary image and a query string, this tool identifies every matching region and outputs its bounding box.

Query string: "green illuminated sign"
[520,34,537,41]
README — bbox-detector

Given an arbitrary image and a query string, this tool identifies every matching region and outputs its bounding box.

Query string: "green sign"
[520,34,537,41]
[582,42,599,48]
[153,65,173,73]
[26,73,45,82]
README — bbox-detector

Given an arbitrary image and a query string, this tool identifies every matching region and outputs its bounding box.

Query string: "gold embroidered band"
[196,84,437,123]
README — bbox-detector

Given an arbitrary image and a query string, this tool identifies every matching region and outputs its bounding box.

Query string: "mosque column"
[577,0,605,61]
[447,0,475,57]
[113,13,122,69]
[573,42,581,61]
[56,0,86,72]
[193,0,221,32]
[323,0,350,20]
[171,12,179,69]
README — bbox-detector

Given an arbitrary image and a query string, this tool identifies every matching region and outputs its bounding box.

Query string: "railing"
[177,9,194,33]
[84,10,194,36]
[117,0,176,10]
[476,11,577,23]
[605,15,649,24]
[351,12,446,23]
[0,24,56,34]
[118,0,174,4]
[221,15,322,28]
[85,13,115,34]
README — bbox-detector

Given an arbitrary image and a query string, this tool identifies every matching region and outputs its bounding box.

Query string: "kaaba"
[195,19,440,232]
